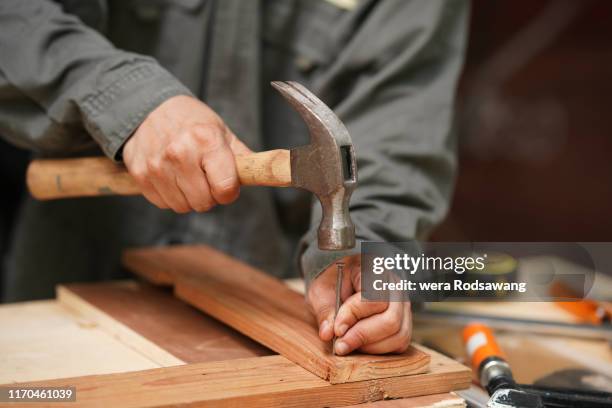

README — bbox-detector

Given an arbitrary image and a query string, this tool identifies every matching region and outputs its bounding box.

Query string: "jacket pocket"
[263,0,348,73]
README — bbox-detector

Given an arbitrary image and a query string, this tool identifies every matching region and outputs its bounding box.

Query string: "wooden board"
[50,281,469,407]
[122,245,430,384]
[2,347,469,408]
[59,281,270,364]
[345,393,465,408]
[0,300,160,383]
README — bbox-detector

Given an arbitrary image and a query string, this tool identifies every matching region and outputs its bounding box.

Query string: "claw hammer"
[27,81,357,251]
[27,82,357,339]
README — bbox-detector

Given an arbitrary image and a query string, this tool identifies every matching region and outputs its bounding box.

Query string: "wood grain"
[2,348,470,408]
[58,281,271,364]
[0,300,160,383]
[236,150,291,186]
[122,245,431,384]
[27,157,139,199]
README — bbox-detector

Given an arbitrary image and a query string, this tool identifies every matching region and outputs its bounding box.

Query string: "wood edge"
[2,352,472,407]
[344,392,466,408]
[122,249,175,285]
[412,344,471,374]
[56,285,184,367]
[330,347,431,384]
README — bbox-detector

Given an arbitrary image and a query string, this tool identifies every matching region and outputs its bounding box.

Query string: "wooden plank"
[58,284,184,367]
[0,301,160,383]
[2,348,470,408]
[58,281,270,364]
[122,245,431,384]
[345,393,465,407]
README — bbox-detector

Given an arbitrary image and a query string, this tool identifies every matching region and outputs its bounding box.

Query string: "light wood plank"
[0,301,160,383]
[2,348,470,408]
[123,245,430,384]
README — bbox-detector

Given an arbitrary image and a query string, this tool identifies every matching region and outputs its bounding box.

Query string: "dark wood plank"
[60,281,270,363]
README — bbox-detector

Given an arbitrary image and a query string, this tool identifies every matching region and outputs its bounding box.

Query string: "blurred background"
[432,0,612,242]
[1,0,612,292]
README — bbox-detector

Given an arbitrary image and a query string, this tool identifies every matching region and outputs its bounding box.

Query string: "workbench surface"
[0,280,470,408]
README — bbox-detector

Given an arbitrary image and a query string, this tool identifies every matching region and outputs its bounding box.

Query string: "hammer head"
[272,81,357,251]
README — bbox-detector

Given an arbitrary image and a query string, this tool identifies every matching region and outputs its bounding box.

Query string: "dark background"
[1,0,611,291]
[433,0,612,241]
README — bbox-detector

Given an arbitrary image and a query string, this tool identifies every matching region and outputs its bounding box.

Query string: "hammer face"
[273,81,357,251]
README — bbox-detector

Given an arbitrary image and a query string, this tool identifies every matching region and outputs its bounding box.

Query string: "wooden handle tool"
[26,150,290,200]
[25,81,357,251]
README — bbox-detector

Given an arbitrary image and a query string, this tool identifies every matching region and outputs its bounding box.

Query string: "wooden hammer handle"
[26,150,291,200]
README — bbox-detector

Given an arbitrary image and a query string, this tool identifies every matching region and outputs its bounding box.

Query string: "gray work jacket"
[0,0,469,301]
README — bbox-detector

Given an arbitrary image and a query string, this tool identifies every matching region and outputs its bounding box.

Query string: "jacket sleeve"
[0,0,192,159]
[299,0,470,285]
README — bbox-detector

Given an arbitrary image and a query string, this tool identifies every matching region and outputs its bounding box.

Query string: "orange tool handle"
[550,281,611,325]
[462,323,505,373]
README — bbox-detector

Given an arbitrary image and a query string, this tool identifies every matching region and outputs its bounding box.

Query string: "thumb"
[306,272,338,342]
[226,130,253,156]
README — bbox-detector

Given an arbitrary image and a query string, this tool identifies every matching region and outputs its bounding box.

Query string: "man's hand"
[123,95,252,213]
[306,255,412,355]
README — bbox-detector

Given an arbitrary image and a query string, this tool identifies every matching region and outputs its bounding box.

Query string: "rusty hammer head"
[272,81,357,251]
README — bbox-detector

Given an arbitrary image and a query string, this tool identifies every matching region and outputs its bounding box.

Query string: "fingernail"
[335,341,349,356]
[337,324,349,337]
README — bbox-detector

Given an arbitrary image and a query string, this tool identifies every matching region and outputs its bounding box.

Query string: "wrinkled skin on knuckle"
[146,159,165,178]
[163,142,187,163]
[129,165,148,185]
[192,123,226,153]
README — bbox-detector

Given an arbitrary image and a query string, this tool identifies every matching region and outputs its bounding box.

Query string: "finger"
[137,119,190,213]
[126,160,169,209]
[359,304,412,354]
[334,300,403,356]
[148,158,191,213]
[171,141,217,212]
[334,292,388,338]
[227,129,253,156]
[194,125,240,204]
[141,183,170,209]
[306,275,338,342]
[176,173,216,212]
